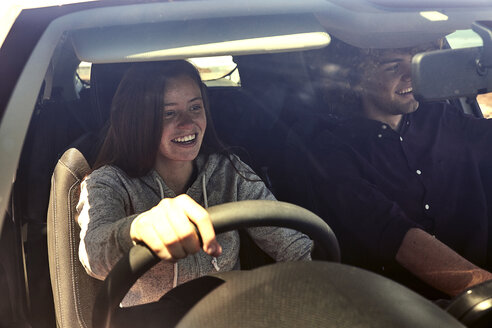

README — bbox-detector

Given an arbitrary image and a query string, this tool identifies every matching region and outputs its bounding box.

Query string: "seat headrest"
[89,63,132,129]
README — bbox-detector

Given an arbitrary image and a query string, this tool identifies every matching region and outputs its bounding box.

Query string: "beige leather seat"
[47,148,102,328]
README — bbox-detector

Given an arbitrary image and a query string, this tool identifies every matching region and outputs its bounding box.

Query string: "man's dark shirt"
[300,102,492,298]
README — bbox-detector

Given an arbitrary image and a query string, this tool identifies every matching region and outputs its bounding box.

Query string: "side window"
[75,61,91,97]
[74,56,240,90]
[76,61,91,84]
[477,93,492,118]
[445,29,482,49]
[189,56,240,87]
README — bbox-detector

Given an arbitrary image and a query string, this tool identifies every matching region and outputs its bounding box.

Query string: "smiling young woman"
[92,61,222,178]
[75,60,312,320]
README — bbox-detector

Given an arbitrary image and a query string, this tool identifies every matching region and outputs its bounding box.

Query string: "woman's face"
[157,75,207,165]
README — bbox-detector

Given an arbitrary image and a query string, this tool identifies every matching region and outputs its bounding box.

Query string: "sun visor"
[70,14,330,64]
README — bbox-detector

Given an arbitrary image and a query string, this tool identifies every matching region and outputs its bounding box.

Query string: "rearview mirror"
[412,21,492,101]
[412,47,489,101]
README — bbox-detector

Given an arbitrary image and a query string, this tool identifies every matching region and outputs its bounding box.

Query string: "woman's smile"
[171,133,198,145]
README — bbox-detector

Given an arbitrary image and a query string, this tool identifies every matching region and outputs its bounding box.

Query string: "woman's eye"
[163,110,175,118]
[190,104,202,112]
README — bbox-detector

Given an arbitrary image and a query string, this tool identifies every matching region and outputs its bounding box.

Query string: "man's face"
[358,50,419,120]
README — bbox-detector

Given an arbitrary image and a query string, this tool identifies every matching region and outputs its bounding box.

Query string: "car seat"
[47,148,101,328]
[45,63,128,328]
[15,75,101,327]
[230,52,318,195]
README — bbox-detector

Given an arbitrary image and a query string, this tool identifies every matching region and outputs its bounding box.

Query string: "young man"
[294,41,492,300]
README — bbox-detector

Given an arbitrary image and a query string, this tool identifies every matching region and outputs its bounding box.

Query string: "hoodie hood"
[141,153,219,202]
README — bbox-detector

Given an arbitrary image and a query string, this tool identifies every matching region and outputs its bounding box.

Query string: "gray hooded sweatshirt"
[77,153,312,306]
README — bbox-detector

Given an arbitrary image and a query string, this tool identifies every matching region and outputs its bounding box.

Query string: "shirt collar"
[336,112,414,139]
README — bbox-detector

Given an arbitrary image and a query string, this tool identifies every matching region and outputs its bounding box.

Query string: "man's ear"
[345,67,366,95]
[350,80,365,95]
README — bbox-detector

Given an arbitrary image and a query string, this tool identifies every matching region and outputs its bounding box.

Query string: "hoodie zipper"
[155,176,180,288]
[202,174,220,272]
[154,172,220,288]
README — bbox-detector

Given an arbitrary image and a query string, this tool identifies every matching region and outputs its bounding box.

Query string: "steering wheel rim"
[446,279,492,327]
[92,200,340,328]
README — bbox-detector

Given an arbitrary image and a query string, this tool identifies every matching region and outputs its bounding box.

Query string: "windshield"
[3,1,492,327]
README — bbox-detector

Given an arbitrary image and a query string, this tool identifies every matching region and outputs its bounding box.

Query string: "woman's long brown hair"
[94,60,224,177]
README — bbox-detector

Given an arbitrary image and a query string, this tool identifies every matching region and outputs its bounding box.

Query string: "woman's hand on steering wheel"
[129,194,222,262]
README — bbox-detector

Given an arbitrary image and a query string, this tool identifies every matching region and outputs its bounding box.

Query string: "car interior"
[39,50,332,328]
[3,1,492,327]
[5,7,335,327]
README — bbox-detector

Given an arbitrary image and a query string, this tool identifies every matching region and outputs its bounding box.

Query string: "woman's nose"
[177,112,193,127]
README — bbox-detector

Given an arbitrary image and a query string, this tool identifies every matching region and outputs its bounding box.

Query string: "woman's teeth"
[172,134,196,143]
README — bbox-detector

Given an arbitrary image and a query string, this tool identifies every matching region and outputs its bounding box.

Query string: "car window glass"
[477,93,492,118]
[76,61,91,84]
[189,56,240,87]
[75,55,240,90]
[446,29,483,49]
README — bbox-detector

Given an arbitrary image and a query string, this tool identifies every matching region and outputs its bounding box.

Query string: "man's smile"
[396,87,413,96]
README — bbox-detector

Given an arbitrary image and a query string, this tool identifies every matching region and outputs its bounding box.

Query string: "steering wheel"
[92,200,340,328]
[446,279,492,327]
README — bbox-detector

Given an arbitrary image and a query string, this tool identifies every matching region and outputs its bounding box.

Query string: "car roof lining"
[316,9,492,48]
[40,1,492,64]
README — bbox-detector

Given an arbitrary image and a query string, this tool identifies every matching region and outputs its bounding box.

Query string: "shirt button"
[381,124,387,130]
[406,121,410,125]
[424,204,430,210]
[377,134,382,138]
[416,169,422,175]
[400,136,403,141]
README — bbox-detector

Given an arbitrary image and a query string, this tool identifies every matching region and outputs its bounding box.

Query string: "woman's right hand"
[129,194,222,262]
